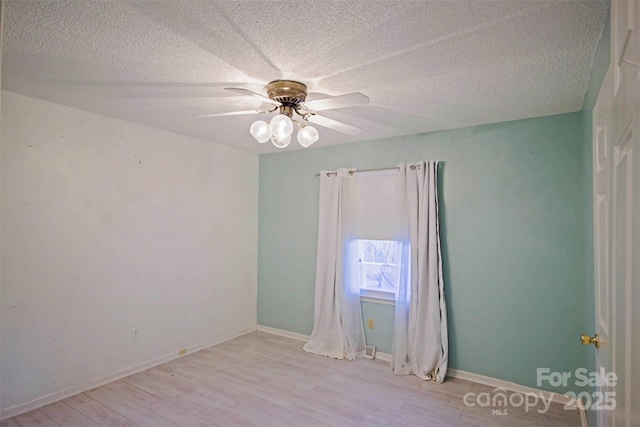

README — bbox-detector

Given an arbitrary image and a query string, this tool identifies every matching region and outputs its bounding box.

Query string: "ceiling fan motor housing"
[267,80,307,117]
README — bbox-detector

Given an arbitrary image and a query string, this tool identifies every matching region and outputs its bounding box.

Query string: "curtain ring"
[410,165,416,170]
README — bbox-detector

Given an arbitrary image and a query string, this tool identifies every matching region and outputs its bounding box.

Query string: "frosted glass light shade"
[297,126,319,147]
[269,114,293,139]
[249,120,271,143]
[271,134,291,148]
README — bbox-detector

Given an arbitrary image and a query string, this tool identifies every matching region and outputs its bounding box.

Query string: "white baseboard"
[448,369,587,427]
[256,325,394,362]
[373,350,391,362]
[0,326,256,421]
[257,325,586,426]
[577,397,588,427]
[447,368,575,407]
[256,324,310,342]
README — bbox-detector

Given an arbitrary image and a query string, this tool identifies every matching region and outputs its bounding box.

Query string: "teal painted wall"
[361,303,395,354]
[258,112,586,393]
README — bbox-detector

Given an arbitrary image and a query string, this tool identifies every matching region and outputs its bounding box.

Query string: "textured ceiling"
[2,0,608,154]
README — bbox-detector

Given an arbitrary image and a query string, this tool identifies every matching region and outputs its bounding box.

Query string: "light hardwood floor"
[1,331,581,426]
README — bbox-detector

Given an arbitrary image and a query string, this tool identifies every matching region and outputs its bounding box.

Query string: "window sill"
[360,289,396,306]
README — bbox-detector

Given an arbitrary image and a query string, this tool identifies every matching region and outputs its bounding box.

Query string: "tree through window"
[357,239,400,295]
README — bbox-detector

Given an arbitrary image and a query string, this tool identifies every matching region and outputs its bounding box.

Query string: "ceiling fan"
[196,80,369,148]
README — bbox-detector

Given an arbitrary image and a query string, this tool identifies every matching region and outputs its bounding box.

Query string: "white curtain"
[303,169,366,360]
[391,161,448,382]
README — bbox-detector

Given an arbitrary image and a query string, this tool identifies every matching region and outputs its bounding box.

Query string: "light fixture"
[249,120,271,143]
[297,125,319,148]
[271,134,291,148]
[250,114,320,149]
[246,80,325,149]
[197,79,369,147]
[269,114,293,139]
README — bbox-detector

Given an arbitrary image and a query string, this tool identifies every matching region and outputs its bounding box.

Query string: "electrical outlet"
[131,328,139,341]
[367,318,374,329]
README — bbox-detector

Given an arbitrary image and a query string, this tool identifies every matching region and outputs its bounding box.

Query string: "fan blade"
[195,110,263,118]
[306,114,362,135]
[225,87,281,106]
[302,92,369,112]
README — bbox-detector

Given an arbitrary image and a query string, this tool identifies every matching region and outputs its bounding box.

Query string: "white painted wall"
[0,92,259,414]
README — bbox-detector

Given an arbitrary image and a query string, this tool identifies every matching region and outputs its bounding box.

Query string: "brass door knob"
[581,334,600,349]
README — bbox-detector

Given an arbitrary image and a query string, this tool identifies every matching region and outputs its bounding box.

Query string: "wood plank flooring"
[1,331,581,426]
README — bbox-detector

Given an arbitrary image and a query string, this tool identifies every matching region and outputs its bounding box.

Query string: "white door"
[592,64,613,427]
[591,2,639,426]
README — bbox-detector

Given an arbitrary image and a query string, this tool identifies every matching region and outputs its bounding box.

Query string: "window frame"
[360,288,396,305]
[354,239,398,305]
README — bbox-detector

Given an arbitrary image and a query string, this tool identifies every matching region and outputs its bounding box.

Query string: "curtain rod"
[315,165,423,177]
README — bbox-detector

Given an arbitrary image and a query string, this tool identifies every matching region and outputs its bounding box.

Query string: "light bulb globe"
[269,114,293,139]
[271,134,291,149]
[297,126,319,148]
[249,120,271,143]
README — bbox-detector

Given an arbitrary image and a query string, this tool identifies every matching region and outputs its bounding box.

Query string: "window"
[356,239,401,302]
[345,169,402,304]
